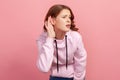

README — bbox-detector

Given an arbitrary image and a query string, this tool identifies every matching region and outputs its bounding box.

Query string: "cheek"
[56,20,63,26]
[55,18,65,27]
[59,19,65,24]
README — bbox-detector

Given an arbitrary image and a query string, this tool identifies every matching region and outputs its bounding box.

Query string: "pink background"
[0,0,120,80]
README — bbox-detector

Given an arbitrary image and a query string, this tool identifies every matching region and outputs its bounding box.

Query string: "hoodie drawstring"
[54,35,68,72]
[54,40,59,72]
[65,35,68,69]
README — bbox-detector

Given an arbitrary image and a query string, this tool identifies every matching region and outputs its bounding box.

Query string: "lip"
[66,24,71,28]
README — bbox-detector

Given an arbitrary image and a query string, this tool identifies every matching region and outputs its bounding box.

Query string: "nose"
[66,17,71,23]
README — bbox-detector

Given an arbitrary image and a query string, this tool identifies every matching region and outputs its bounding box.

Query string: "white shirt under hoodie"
[36,30,87,80]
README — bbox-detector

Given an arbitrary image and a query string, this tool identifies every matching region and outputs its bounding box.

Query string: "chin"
[64,29,70,32]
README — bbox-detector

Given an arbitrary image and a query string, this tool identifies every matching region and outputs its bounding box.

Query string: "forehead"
[57,9,71,16]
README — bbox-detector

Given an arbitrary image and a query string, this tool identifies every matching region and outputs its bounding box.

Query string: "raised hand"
[45,16,56,38]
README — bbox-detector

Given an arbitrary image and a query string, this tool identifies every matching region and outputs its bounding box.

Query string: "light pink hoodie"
[36,30,87,80]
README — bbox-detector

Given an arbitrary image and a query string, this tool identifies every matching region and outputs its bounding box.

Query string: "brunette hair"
[43,4,79,31]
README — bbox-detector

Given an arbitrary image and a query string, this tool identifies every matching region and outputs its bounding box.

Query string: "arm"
[36,34,54,72]
[36,16,56,72]
[74,34,87,80]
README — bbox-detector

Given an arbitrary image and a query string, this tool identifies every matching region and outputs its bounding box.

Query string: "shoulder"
[69,30,82,40]
[37,31,47,41]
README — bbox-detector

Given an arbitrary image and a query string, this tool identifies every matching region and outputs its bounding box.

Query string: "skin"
[45,9,71,40]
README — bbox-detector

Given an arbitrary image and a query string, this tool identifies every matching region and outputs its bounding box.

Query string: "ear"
[50,17,56,25]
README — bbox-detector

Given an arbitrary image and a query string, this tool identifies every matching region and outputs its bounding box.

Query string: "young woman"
[36,4,87,80]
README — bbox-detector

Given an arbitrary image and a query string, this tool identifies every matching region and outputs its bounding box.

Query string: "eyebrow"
[62,14,71,17]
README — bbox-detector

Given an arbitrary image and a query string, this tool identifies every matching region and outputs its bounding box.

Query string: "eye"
[62,16,66,18]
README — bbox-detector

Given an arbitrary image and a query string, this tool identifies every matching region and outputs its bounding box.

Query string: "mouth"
[66,24,71,28]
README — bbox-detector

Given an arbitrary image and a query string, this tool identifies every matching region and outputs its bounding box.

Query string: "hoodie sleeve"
[73,33,87,80]
[36,33,54,72]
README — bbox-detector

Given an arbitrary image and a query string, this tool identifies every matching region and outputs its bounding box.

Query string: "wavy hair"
[43,4,79,31]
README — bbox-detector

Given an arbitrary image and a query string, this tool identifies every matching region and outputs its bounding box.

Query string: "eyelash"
[62,16,71,19]
[62,16,66,18]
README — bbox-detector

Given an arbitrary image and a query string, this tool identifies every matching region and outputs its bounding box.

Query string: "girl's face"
[53,9,71,32]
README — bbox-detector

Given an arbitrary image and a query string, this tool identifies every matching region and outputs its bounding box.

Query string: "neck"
[55,31,66,40]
